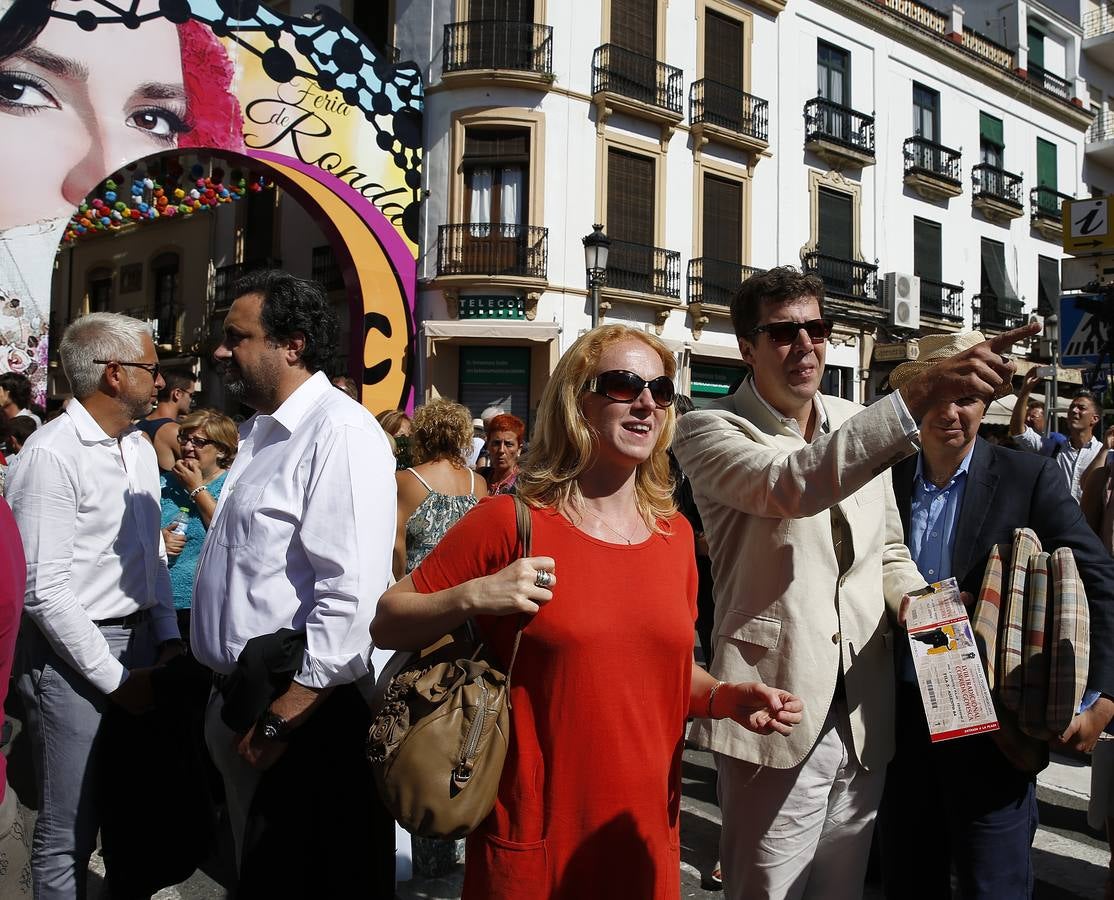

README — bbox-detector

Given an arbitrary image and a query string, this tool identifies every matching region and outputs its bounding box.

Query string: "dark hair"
[231,269,338,375]
[1072,389,1101,414]
[7,415,36,447]
[157,370,194,402]
[0,1,52,62]
[730,266,825,341]
[1026,397,1046,411]
[0,372,32,410]
[674,394,695,416]
[486,413,526,442]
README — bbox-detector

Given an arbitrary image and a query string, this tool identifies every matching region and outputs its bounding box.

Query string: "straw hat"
[889,331,1010,398]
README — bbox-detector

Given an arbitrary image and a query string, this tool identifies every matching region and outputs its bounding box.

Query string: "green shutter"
[980,112,1004,148]
[1037,138,1057,190]
[1028,25,1044,70]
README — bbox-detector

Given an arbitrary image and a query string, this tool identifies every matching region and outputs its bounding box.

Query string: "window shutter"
[913,218,942,283]
[980,238,1016,301]
[607,149,655,245]
[703,174,742,263]
[705,11,743,89]
[1037,138,1057,190]
[1038,255,1060,315]
[464,129,530,165]
[467,0,534,22]
[980,112,1004,148]
[610,0,656,57]
[1027,24,1045,70]
[817,187,853,259]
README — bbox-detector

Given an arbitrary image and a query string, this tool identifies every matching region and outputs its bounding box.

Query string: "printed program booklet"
[905,578,1000,742]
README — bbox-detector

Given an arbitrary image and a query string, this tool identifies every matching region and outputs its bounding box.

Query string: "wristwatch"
[259,711,290,742]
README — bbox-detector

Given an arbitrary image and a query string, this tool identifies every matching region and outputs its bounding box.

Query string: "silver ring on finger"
[534,570,553,589]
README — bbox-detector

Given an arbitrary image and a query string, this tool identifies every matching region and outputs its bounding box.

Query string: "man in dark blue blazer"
[877,331,1114,900]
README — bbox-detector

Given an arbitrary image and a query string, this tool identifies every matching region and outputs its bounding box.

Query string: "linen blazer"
[893,438,1114,699]
[673,382,927,770]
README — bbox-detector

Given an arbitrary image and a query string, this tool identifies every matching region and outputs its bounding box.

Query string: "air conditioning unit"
[884,272,921,330]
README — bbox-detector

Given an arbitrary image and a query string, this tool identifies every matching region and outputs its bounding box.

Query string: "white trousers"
[716,700,886,900]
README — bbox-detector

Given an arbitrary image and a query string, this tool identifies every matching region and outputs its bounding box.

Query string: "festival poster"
[0,0,420,411]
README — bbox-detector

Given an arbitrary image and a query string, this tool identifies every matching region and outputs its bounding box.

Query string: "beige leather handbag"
[366,496,529,838]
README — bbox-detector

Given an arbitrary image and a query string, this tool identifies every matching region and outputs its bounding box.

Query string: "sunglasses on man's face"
[748,318,833,346]
[585,370,676,408]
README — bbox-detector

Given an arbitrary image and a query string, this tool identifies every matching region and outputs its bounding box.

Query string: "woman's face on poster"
[0,1,187,230]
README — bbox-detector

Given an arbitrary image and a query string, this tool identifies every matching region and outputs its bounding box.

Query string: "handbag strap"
[504,496,532,685]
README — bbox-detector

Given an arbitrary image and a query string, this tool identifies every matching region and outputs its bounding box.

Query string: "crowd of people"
[0,265,1110,900]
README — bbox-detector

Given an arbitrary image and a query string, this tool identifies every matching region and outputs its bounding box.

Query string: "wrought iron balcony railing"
[1089,116,1114,143]
[804,97,875,157]
[212,258,282,311]
[605,239,681,298]
[443,21,553,76]
[311,245,344,291]
[1085,6,1114,38]
[592,44,683,115]
[1026,63,1072,101]
[689,80,769,143]
[687,258,764,308]
[1030,185,1072,221]
[801,251,879,303]
[972,163,1023,207]
[973,293,1025,332]
[437,224,548,279]
[919,278,964,321]
[903,136,962,184]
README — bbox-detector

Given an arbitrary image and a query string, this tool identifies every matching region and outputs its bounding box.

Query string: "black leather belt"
[93,610,147,628]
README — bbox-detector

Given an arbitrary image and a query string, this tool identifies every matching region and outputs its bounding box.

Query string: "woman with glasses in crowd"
[373,324,802,900]
[159,409,237,635]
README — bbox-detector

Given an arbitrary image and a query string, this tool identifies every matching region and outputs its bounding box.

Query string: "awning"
[687,341,743,362]
[983,392,1077,425]
[422,320,560,342]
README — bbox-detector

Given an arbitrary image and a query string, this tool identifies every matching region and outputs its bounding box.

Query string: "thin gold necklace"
[581,507,639,545]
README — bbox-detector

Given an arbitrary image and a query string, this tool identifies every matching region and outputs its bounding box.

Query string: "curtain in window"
[500,166,522,235]
[468,166,493,236]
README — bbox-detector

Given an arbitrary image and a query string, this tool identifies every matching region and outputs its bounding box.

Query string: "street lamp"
[583,223,610,328]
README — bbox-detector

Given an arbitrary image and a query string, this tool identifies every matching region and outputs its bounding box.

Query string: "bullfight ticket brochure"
[905,578,1000,742]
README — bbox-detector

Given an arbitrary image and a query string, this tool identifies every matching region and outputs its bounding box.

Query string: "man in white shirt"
[192,270,397,897]
[1010,368,1102,501]
[7,313,183,900]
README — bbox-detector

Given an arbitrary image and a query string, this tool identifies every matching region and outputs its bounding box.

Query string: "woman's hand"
[468,556,556,617]
[714,681,803,736]
[162,527,186,558]
[172,458,204,493]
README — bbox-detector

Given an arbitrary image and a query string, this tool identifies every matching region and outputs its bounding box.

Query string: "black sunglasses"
[748,318,833,346]
[94,359,161,379]
[586,370,675,408]
[177,433,218,449]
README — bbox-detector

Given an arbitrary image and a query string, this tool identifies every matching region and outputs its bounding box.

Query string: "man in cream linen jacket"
[672,267,1038,900]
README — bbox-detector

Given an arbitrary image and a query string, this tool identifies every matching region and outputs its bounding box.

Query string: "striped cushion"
[1047,547,1091,735]
[997,528,1042,712]
[973,543,1006,690]
[1019,552,1052,740]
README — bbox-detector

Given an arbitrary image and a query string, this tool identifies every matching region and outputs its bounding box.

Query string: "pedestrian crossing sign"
[1059,294,1111,368]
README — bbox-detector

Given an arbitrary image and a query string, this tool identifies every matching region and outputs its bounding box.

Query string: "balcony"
[436,224,548,282]
[311,245,344,292]
[803,98,875,169]
[1083,7,1114,72]
[211,258,281,313]
[1025,63,1072,102]
[919,278,964,325]
[973,294,1026,334]
[1087,116,1114,169]
[442,21,554,88]
[801,251,879,308]
[1030,186,1071,241]
[591,44,683,136]
[903,136,963,201]
[971,163,1024,224]
[687,258,763,339]
[689,80,769,156]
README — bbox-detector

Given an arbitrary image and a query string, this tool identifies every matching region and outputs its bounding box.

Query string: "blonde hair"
[410,398,473,465]
[178,408,239,468]
[516,324,677,531]
[376,409,411,436]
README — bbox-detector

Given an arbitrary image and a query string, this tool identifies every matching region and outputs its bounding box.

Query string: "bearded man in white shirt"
[7,313,183,900]
[191,269,397,897]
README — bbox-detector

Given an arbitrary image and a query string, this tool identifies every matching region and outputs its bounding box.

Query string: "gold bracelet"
[706,680,725,719]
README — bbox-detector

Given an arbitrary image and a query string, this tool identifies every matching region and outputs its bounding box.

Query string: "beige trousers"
[715,700,886,900]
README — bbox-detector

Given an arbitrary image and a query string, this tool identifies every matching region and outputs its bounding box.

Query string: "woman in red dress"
[372,324,803,899]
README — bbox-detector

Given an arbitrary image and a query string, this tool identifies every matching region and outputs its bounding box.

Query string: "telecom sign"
[1063,198,1114,254]
[1059,294,1111,368]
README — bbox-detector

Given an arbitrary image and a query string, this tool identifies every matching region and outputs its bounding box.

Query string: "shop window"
[459,346,531,425]
[691,361,745,409]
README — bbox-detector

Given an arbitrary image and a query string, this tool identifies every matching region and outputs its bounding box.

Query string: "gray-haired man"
[8,313,183,899]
